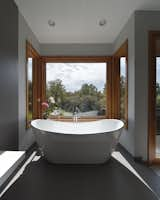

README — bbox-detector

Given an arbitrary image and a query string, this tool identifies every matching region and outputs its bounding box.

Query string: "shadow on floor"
[0,157,158,200]
[116,145,160,198]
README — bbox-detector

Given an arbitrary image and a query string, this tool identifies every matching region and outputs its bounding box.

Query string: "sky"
[156,57,160,83]
[28,58,33,81]
[120,57,126,77]
[46,63,106,92]
[30,57,160,90]
[120,57,160,82]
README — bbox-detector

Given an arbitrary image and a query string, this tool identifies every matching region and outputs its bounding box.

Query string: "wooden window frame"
[25,49,128,124]
[113,40,128,128]
[41,56,112,120]
[26,41,40,128]
[148,31,160,164]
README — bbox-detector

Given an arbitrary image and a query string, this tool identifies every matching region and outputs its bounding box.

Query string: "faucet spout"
[73,106,80,122]
[73,112,78,122]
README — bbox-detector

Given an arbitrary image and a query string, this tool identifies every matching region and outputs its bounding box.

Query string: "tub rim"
[31,119,124,136]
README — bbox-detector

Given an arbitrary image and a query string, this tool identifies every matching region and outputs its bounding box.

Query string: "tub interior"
[31,119,124,135]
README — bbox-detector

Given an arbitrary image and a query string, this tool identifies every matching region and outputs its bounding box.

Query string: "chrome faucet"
[73,112,78,122]
[73,106,80,122]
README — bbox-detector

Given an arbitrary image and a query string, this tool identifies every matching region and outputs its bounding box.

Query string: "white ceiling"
[14,0,160,44]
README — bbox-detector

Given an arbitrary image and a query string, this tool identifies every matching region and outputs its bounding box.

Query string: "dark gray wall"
[0,0,18,150]
[40,43,113,56]
[18,12,40,150]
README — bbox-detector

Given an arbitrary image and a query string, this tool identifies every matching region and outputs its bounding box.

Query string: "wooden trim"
[35,57,43,119]
[148,31,160,164]
[125,51,128,128]
[49,116,106,122]
[42,56,112,119]
[40,58,46,118]
[42,56,111,63]
[113,40,128,128]
[26,41,39,58]
[26,41,40,128]
[114,40,128,57]
[112,56,120,119]
[150,159,160,165]
[107,59,113,119]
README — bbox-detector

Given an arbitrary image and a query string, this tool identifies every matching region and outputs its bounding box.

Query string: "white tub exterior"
[31,119,124,164]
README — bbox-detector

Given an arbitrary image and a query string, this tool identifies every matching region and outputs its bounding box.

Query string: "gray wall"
[134,11,160,160]
[113,14,136,157]
[18,13,40,150]
[0,0,18,150]
[113,11,160,161]
[40,43,113,56]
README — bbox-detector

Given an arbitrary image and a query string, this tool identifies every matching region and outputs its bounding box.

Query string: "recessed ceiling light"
[99,19,107,26]
[48,19,56,27]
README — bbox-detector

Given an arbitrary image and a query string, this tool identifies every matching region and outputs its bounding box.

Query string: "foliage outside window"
[156,57,160,136]
[27,58,33,122]
[120,57,127,121]
[46,63,107,118]
[156,57,160,107]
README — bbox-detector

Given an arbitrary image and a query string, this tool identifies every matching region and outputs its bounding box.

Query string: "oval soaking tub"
[31,119,124,164]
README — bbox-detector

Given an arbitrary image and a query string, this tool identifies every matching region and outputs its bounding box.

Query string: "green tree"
[46,79,106,116]
[156,82,160,106]
[80,83,98,96]
[63,95,81,112]
[79,95,100,112]
[120,75,126,118]
[47,79,66,107]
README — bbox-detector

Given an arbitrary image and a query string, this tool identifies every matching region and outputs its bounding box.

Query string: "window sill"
[48,115,107,122]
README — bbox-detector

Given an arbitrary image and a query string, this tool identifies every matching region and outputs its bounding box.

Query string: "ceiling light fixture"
[99,19,107,26]
[48,19,56,27]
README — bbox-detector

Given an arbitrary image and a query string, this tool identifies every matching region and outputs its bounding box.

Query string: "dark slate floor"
[117,145,160,198]
[0,147,159,200]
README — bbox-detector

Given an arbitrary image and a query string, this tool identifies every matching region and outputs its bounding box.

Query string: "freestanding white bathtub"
[31,119,124,164]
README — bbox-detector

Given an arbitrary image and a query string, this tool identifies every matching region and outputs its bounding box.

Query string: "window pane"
[120,57,127,120]
[46,63,106,117]
[27,57,33,121]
